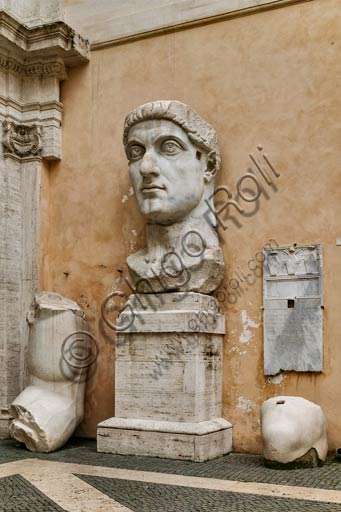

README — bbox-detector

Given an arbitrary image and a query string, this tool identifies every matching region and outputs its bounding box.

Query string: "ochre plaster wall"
[40,0,341,452]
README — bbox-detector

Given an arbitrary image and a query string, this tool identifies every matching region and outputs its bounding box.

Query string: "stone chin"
[138,193,205,225]
[138,197,173,224]
[141,207,197,225]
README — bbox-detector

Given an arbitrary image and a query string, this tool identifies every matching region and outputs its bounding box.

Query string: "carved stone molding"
[0,95,63,116]
[0,9,90,160]
[264,245,321,277]
[0,11,89,65]
[2,120,43,160]
[0,96,62,160]
[0,54,66,79]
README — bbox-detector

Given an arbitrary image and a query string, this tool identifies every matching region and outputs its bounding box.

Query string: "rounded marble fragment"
[261,396,328,467]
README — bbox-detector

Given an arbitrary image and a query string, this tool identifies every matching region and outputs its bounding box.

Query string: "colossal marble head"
[123,100,220,225]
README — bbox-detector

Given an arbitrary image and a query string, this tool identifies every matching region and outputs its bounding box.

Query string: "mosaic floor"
[1,439,341,511]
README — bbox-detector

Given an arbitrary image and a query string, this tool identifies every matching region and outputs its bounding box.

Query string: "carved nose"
[140,153,160,177]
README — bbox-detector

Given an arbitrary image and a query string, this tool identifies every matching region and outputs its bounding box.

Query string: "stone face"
[261,396,328,465]
[123,100,224,294]
[97,293,232,461]
[9,292,88,452]
[263,244,323,375]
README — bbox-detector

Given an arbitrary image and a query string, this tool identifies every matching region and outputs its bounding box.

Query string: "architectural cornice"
[88,0,314,51]
[0,96,63,114]
[0,9,89,161]
[0,10,89,66]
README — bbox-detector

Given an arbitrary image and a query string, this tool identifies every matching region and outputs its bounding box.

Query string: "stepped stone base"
[0,416,12,439]
[97,417,232,462]
[98,293,232,462]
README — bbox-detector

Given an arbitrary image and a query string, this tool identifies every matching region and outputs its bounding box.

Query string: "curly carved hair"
[123,100,220,173]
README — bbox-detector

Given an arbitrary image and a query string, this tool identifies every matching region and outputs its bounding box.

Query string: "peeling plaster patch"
[267,373,285,385]
[111,276,122,290]
[129,230,138,253]
[236,396,256,413]
[122,188,134,204]
[239,310,260,344]
[243,310,259,328]
[229,346,247,355]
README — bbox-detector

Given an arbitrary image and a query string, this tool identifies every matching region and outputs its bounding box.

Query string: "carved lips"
[141,183,165,194]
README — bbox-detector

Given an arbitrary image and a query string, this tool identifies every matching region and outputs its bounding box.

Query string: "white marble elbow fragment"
[261,396,328,466]
[9,292,89,453]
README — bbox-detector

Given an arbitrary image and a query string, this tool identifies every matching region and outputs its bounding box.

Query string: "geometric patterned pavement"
[78,474,341,511]
[2,439,341,490]
[0,474,66,512]
[1,439,341,511]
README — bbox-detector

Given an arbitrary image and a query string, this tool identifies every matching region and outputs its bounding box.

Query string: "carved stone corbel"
[2,120,43,160]
[0,10,89,160]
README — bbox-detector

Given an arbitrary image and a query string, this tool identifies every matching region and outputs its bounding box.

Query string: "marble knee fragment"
[261,396,328,466]
[9,292,89,452]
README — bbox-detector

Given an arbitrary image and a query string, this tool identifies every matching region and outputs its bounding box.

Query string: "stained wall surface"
[40,0,341,452]
[63,0,292,46]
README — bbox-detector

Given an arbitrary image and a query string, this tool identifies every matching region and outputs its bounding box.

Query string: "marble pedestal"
[97,292,232,461]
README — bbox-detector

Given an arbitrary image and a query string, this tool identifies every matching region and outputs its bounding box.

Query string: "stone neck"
[145,212,218,263]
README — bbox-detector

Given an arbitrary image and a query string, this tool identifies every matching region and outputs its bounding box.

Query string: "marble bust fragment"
[123,100,224,293]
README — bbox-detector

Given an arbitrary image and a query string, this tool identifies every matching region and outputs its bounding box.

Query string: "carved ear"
[203,150,218,183]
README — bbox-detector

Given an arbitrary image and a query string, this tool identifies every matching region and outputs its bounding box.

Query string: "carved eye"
[161,139,182,155]
[128,144,145,160]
